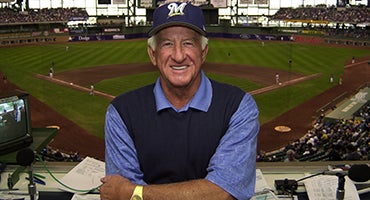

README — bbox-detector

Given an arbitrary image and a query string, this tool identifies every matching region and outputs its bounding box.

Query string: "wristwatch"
[130,185,143,200]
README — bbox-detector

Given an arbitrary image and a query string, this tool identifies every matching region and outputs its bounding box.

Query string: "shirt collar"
[154,70,212,113]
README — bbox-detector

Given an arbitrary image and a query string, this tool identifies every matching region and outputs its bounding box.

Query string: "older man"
[100,2,259,200]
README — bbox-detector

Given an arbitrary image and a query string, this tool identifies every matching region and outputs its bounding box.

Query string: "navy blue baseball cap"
[148,2,206,36]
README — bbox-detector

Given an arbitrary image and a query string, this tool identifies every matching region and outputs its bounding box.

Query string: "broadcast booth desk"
[0,128,369,200]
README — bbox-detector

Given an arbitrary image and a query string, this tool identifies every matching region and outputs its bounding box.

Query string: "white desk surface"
[0,160,369,199]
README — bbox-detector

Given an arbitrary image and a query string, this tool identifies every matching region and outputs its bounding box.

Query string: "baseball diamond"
[1,52,369,161]
[0,1,369,162]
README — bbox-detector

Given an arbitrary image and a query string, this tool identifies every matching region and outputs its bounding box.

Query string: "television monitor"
[0,90,33,156]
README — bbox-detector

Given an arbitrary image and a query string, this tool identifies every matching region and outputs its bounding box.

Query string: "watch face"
[131,195,143,200]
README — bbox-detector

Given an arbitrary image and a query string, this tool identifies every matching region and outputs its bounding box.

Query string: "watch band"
[130,185,143,200]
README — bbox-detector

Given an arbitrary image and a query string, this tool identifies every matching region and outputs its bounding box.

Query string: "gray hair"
[147,35,208,51]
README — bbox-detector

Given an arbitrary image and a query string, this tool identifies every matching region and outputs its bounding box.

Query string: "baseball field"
[0,38,369,160]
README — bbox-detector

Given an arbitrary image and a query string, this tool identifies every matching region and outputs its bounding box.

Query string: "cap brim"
[148,21,206,36]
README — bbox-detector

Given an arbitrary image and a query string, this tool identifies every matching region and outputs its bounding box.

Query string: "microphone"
[323,164,370,182]
[16,148,37,200]
[323,164,370,200]
[348,164,370,182]
[16,148,35,166]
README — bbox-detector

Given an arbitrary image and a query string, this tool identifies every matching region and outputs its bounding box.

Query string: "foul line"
[35,74,115,100]
[344,59,369,69]
[250,73,321,95]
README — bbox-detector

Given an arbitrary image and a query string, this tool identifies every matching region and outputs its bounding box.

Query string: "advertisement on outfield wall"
[68,33,146,41]
[69,35,123,41]
[68,33,295,42]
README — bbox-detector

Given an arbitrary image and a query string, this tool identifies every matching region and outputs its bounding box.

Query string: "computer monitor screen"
[0,90,32,155]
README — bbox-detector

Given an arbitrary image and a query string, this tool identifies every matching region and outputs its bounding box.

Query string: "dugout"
[325,87,370,123]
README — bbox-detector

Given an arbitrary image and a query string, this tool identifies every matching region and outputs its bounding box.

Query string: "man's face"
[148,26,208,91]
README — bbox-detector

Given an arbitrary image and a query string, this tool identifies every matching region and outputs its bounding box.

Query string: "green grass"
[206,73,262,92]
[96,72,262,97]
[254,77,332,123]
[96,71,159,96]
[0,39,368,139]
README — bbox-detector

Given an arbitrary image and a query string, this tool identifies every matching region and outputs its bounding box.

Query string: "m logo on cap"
[167,2,187,18]
[148,2,206,36]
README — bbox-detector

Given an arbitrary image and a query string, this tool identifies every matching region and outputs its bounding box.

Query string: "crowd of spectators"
[271,6,369,24]
[258,100,370,162]
[1,4,368,25]
[0,7,88,24]
[271,6,369,39]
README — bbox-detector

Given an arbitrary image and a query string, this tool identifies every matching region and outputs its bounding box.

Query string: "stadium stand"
[271,6,369,24]
[271,6,370,40]
[258,86,370,162]
[0,7,88,24]
[0,4,368,46]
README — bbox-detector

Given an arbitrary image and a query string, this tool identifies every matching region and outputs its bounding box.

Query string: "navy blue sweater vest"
[111,80,245,184]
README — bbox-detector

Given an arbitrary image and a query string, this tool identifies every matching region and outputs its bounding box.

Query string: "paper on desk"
[255,169,273,193]
[252,169,280,200]
[303,175,360,200]
[59,156,105,194]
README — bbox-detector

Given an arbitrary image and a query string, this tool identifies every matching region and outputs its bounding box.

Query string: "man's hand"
[100,174,136,200]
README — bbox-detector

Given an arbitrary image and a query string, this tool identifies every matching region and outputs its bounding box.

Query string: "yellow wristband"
[130,185,143,200]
